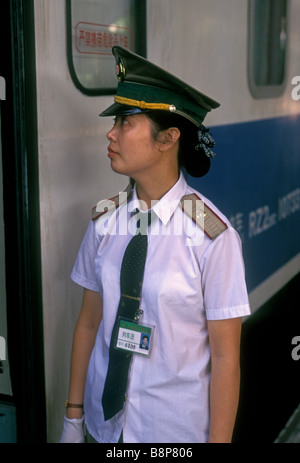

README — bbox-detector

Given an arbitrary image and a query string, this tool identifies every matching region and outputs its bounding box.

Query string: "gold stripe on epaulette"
[180,193,228,240]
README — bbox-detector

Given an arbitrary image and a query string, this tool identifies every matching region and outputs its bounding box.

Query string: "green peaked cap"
[100,46,220,127]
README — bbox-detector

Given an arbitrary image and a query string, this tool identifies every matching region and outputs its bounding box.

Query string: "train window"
[66,0,146,95]
[248,0,288,98]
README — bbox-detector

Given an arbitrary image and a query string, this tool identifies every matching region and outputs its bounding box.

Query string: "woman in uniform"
[59,46,251,443]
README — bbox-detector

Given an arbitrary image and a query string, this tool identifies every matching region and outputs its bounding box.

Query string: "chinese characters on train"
[75,23,131,55]
[230,188,300,241]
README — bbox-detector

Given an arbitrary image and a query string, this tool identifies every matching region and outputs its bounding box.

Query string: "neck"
[134,168,180,210]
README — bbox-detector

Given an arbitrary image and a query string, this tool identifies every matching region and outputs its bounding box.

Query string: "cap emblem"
[115,58,126,82]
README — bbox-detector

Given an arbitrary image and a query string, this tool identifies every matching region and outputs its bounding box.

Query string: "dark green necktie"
[102,210,154,421]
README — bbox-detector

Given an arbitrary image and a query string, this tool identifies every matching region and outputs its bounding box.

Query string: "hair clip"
[195,124,216,158]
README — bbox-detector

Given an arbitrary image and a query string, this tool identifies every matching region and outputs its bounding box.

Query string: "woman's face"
[106,114,163,179]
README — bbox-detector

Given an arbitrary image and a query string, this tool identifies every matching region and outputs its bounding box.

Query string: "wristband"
[65,400,84,409]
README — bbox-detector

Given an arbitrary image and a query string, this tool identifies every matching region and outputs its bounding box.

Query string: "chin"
[110,163,131,177]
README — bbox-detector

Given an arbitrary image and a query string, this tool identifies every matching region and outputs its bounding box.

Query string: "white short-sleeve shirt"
[71,171,251,443]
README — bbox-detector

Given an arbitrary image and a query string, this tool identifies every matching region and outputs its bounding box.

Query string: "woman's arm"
[66,288,103,419]
[207,317,242,443]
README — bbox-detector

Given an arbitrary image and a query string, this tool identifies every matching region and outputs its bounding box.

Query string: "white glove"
[59,415,85,443]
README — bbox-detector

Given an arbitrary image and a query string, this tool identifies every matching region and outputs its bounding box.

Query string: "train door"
[0,0,46,442]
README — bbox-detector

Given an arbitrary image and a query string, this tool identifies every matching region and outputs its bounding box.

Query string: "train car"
[0,0,299,443]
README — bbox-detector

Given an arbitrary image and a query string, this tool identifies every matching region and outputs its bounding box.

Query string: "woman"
[59,47,251,443]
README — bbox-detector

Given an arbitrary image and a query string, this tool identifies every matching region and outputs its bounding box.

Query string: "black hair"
[146,110,211,178]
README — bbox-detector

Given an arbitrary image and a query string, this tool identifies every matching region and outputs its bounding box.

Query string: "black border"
[0,0,46,442]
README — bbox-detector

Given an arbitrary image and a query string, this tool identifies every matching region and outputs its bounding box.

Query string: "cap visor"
[99,103,147,117]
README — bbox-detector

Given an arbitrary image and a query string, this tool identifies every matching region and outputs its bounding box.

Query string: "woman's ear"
[156,127,180,151]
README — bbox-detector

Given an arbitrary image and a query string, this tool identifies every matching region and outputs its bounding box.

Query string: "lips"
[107,146,119,157]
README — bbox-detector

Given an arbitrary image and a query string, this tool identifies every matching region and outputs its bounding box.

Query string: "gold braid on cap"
[114,95,172,111]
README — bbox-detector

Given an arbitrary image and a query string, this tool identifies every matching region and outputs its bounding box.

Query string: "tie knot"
[134,210,156,235]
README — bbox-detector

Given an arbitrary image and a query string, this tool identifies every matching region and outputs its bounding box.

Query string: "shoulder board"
[92,184,132,221]
[180,193,228,240]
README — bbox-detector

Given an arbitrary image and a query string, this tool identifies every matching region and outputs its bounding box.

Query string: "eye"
[113,116,129,126]
[120,116,129,125]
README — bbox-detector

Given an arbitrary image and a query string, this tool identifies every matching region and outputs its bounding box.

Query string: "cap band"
[114,95,172,112]
[115,81,207,125]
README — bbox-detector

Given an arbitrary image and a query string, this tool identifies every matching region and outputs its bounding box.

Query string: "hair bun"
[183,149,211,177]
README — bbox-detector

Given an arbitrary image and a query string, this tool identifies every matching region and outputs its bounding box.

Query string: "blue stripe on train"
[188,114,300,293]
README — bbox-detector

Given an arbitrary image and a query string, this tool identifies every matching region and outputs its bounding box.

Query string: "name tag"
[115,318,154,357]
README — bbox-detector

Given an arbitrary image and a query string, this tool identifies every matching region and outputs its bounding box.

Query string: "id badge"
[115,318,154,357]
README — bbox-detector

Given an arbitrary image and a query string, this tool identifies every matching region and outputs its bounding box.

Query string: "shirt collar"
[128,171,188,226]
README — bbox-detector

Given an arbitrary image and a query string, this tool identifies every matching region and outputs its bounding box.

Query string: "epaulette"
[92,184,132,221]
[180,193,228,240]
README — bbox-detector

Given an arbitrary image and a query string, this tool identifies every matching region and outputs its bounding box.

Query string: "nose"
[106,125,116,141]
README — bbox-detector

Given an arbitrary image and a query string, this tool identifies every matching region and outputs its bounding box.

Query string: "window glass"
[248,0,288,98]
[67,0,146,95]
